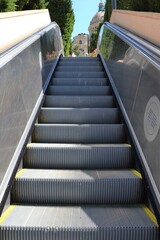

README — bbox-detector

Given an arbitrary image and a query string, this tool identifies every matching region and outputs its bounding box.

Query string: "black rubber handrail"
[0,24,63,215]
[98,23,160,226]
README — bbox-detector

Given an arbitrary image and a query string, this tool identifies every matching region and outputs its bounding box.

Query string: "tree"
[16,0,47,10]
[104,0,160,22]
[89,32,98,53]
[48,0,75,56]
[0,0,16,11]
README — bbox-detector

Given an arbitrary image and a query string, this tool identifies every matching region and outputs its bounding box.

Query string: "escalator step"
[33,124,126,144]
[11,169,144,204]
[54,72,106,78]
[43,96,115,108]
[56,66,103,72]
[58,61,102,66]
[0,205,158,240]
[51,77,108,86]
[24,143,133,169]
[39,108,120,124]
[61,57,100,61]
[46,86,111,96]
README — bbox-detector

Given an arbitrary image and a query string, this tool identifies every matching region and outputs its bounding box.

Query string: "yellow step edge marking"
[131,169,142,179]
[0,205,16,224]
[15,168,27,178]
[143,206,158,226]
[124,144,131,147]
[27,143,34,147]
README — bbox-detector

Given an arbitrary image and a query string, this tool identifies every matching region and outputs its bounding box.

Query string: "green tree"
[0,0,16,11]
[147,0,160,12]
[89,32,98,53]
[48,0,75,56]
[130,0,149,11]
[16,0,47,10]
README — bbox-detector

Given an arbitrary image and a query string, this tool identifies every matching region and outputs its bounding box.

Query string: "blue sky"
[72,0,103,38]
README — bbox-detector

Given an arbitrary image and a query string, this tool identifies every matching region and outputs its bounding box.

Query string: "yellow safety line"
[0,205,16,224]
[131,169,142,179]
[124,144,131,147]
[15,168,27,178]
[143,206,158,226]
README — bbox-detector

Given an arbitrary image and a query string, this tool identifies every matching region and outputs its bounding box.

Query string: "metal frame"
[98,23,160,226]
[0,26,63,215]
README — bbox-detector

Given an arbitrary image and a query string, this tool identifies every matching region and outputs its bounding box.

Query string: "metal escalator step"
[24,143,133,169]
[51,77,108,86]
[39,108,120,124]
[46,86,111,96]
[43,96,115,108]
[54,72,106,78]
[1,205,158,240]
[33,124,126,144]
[11,169,144,204]
[56,66,103,72]
[58,61,102,66]
[61,57,100,61]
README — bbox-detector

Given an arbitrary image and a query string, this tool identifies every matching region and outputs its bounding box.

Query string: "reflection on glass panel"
[98,24,160,195]
[41,24,63,82]
[100,26,129,62]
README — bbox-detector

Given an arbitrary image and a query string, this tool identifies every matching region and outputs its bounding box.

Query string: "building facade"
[72,33,89,56]
[88,1,105,37]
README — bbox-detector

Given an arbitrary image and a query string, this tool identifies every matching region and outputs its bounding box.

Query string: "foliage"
[0,0,17,11]
[48,0,75,56]
[17,0,47,10]
[89,32,98,53]
[72,45,80,56]
[104,0,160,22]
[104,0,112,22]
[147,0,160,12]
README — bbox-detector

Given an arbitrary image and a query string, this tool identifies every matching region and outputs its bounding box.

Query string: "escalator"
[0,56,159,239]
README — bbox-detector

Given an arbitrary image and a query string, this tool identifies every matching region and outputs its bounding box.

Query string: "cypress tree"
[48,0,75,56]
[0,0,16,11]
[89,32,99,53]
[16,0,47,10]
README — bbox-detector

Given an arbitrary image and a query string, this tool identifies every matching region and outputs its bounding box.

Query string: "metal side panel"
[24,143,133,169]
[46,86,112,96]
[50,77,108,86]
[0,205,158,240]
[54,72,106,78]
[39,108,120,124]
[43,96,115,108]
[11,169,144,204]
[32,124,126,144]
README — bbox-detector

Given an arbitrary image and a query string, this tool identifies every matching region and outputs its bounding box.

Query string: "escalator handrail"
[0,22,64,68]
[98,23,160,226]
[99,22,160,72]
[0,23,63,215]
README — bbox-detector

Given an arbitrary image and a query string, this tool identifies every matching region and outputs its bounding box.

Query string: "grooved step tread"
[33,124,126,144]
[51,78,108,86]
[11,169,143,204]
[47,86,111,96]
[61,57,100,61]
[0,205,158,240]
[39,108,120,124]
[56,66,103,72]
[56,65,103,72]
[44,96,115,108]
[24,143,133,169]
[59,61,102,66]
[54,72,106,78]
